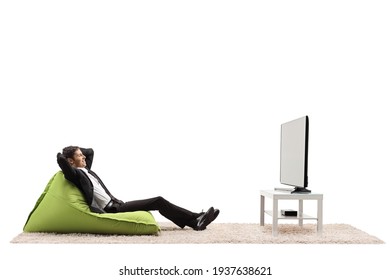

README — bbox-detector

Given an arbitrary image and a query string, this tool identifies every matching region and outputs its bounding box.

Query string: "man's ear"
[67,158,75,166]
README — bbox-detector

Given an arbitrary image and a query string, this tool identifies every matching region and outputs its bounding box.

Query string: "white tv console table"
[260,190,323,237]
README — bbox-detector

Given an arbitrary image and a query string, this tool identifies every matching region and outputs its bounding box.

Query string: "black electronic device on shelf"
[281,209,298,216]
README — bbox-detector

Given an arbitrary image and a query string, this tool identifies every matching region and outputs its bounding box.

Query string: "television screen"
[280,116,310,193]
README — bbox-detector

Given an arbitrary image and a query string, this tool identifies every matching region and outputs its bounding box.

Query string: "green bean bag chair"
[23,171,160,235]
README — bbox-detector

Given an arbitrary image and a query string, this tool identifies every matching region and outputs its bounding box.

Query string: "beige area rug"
[10,223,384,244]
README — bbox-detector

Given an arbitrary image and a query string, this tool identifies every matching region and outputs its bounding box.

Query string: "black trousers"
[104,196,201,228]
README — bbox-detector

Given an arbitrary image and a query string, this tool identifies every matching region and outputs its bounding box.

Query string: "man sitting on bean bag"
[57,146,220,231]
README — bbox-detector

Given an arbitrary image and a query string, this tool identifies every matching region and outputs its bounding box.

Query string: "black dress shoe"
[212,208,220,222]
[194,207,214,231]
[200,208,220,222]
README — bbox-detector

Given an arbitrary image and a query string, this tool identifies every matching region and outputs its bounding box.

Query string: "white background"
[1,1,389,279]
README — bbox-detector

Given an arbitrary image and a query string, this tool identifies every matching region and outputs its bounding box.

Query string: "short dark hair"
[62,146,80,159]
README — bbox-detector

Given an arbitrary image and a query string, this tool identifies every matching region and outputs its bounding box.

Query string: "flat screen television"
[280,116,311,193]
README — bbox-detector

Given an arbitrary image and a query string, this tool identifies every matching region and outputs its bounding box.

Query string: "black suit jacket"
[57,148,122,213]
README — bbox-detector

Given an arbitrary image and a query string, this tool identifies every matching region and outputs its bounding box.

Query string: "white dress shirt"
[78,167,111,209]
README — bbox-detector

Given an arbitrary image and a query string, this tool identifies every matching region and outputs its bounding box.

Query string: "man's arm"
[80,147,94,170]
[57,153,77,181]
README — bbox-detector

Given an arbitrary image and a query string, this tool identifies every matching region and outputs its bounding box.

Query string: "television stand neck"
[291,187,311,194]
